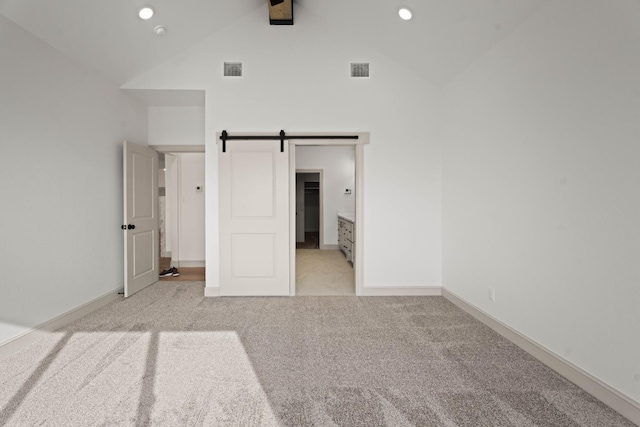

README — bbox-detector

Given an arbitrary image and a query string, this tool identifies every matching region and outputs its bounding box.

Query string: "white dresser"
[338,213,355,264]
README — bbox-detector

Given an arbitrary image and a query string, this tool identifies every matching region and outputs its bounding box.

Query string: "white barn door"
[219,140,290,296]
[123,140,159,297]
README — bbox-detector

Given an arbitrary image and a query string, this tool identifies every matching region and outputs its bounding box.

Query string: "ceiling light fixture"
[398,7,413,21]
[154,25,167,36]
[138,7,154,20]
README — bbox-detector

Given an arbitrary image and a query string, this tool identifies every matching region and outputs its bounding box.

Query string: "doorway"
[296,171,322,249]
[291,145,360,296]
[215,131,367,297]
[156,150,206,282]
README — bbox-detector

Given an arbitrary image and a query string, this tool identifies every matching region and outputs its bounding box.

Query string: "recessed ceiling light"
[398,7,413,21]
[138,7,154,20]
[154,25,167,36]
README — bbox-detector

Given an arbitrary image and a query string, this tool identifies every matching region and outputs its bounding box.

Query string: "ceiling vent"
[350,62,370,78]
[224,62,243,77]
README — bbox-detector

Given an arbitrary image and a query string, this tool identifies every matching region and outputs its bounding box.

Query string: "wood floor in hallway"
[159,267,205,282]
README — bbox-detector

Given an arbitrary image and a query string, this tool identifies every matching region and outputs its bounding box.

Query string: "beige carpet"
[0,282,634,426]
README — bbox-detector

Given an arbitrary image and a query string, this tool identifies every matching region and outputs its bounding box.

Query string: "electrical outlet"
[488,287,496,302]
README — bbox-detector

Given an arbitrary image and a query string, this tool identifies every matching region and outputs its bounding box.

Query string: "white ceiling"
[0,0,549,88]
[0,0,264,86]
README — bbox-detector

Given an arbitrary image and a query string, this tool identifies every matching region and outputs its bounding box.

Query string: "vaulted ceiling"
[0,0,549,88]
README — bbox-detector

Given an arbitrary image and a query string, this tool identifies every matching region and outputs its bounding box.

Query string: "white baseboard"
[361,286,442,296]
[173,260,205,268]
[442,288,640,426]
[0,287,123,360]
[204,286,220,297]
[320,244,339,250]
[205,286,440,297]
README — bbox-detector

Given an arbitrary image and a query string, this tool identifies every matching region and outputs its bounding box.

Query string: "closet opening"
[291,145,358,296]
[296,171,322,249]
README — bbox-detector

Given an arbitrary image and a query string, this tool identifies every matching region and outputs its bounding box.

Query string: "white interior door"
[123,140,159,297]
[219,140,290,296]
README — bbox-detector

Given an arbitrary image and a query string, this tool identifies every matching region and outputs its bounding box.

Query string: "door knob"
[127,224,136,230]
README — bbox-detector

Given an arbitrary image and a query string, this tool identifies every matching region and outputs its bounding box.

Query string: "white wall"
[297,146,355,246]
[177,153,205,264]
[442,0,640,403]
[148,106,205,146]
[0,15,147,345]
[125,4,443,290]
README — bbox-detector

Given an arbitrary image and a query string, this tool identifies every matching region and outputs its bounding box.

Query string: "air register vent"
[224,62,243,77]
[350,62,370,78]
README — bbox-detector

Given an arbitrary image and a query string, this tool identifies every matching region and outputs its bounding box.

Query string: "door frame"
[295,169,324,249]
[289,133,368,296]
[151,145,205,272]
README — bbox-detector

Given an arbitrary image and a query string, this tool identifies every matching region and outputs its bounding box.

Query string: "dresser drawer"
[341,240,353,261]
[338,215,355,265]
[345,227,353,243]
